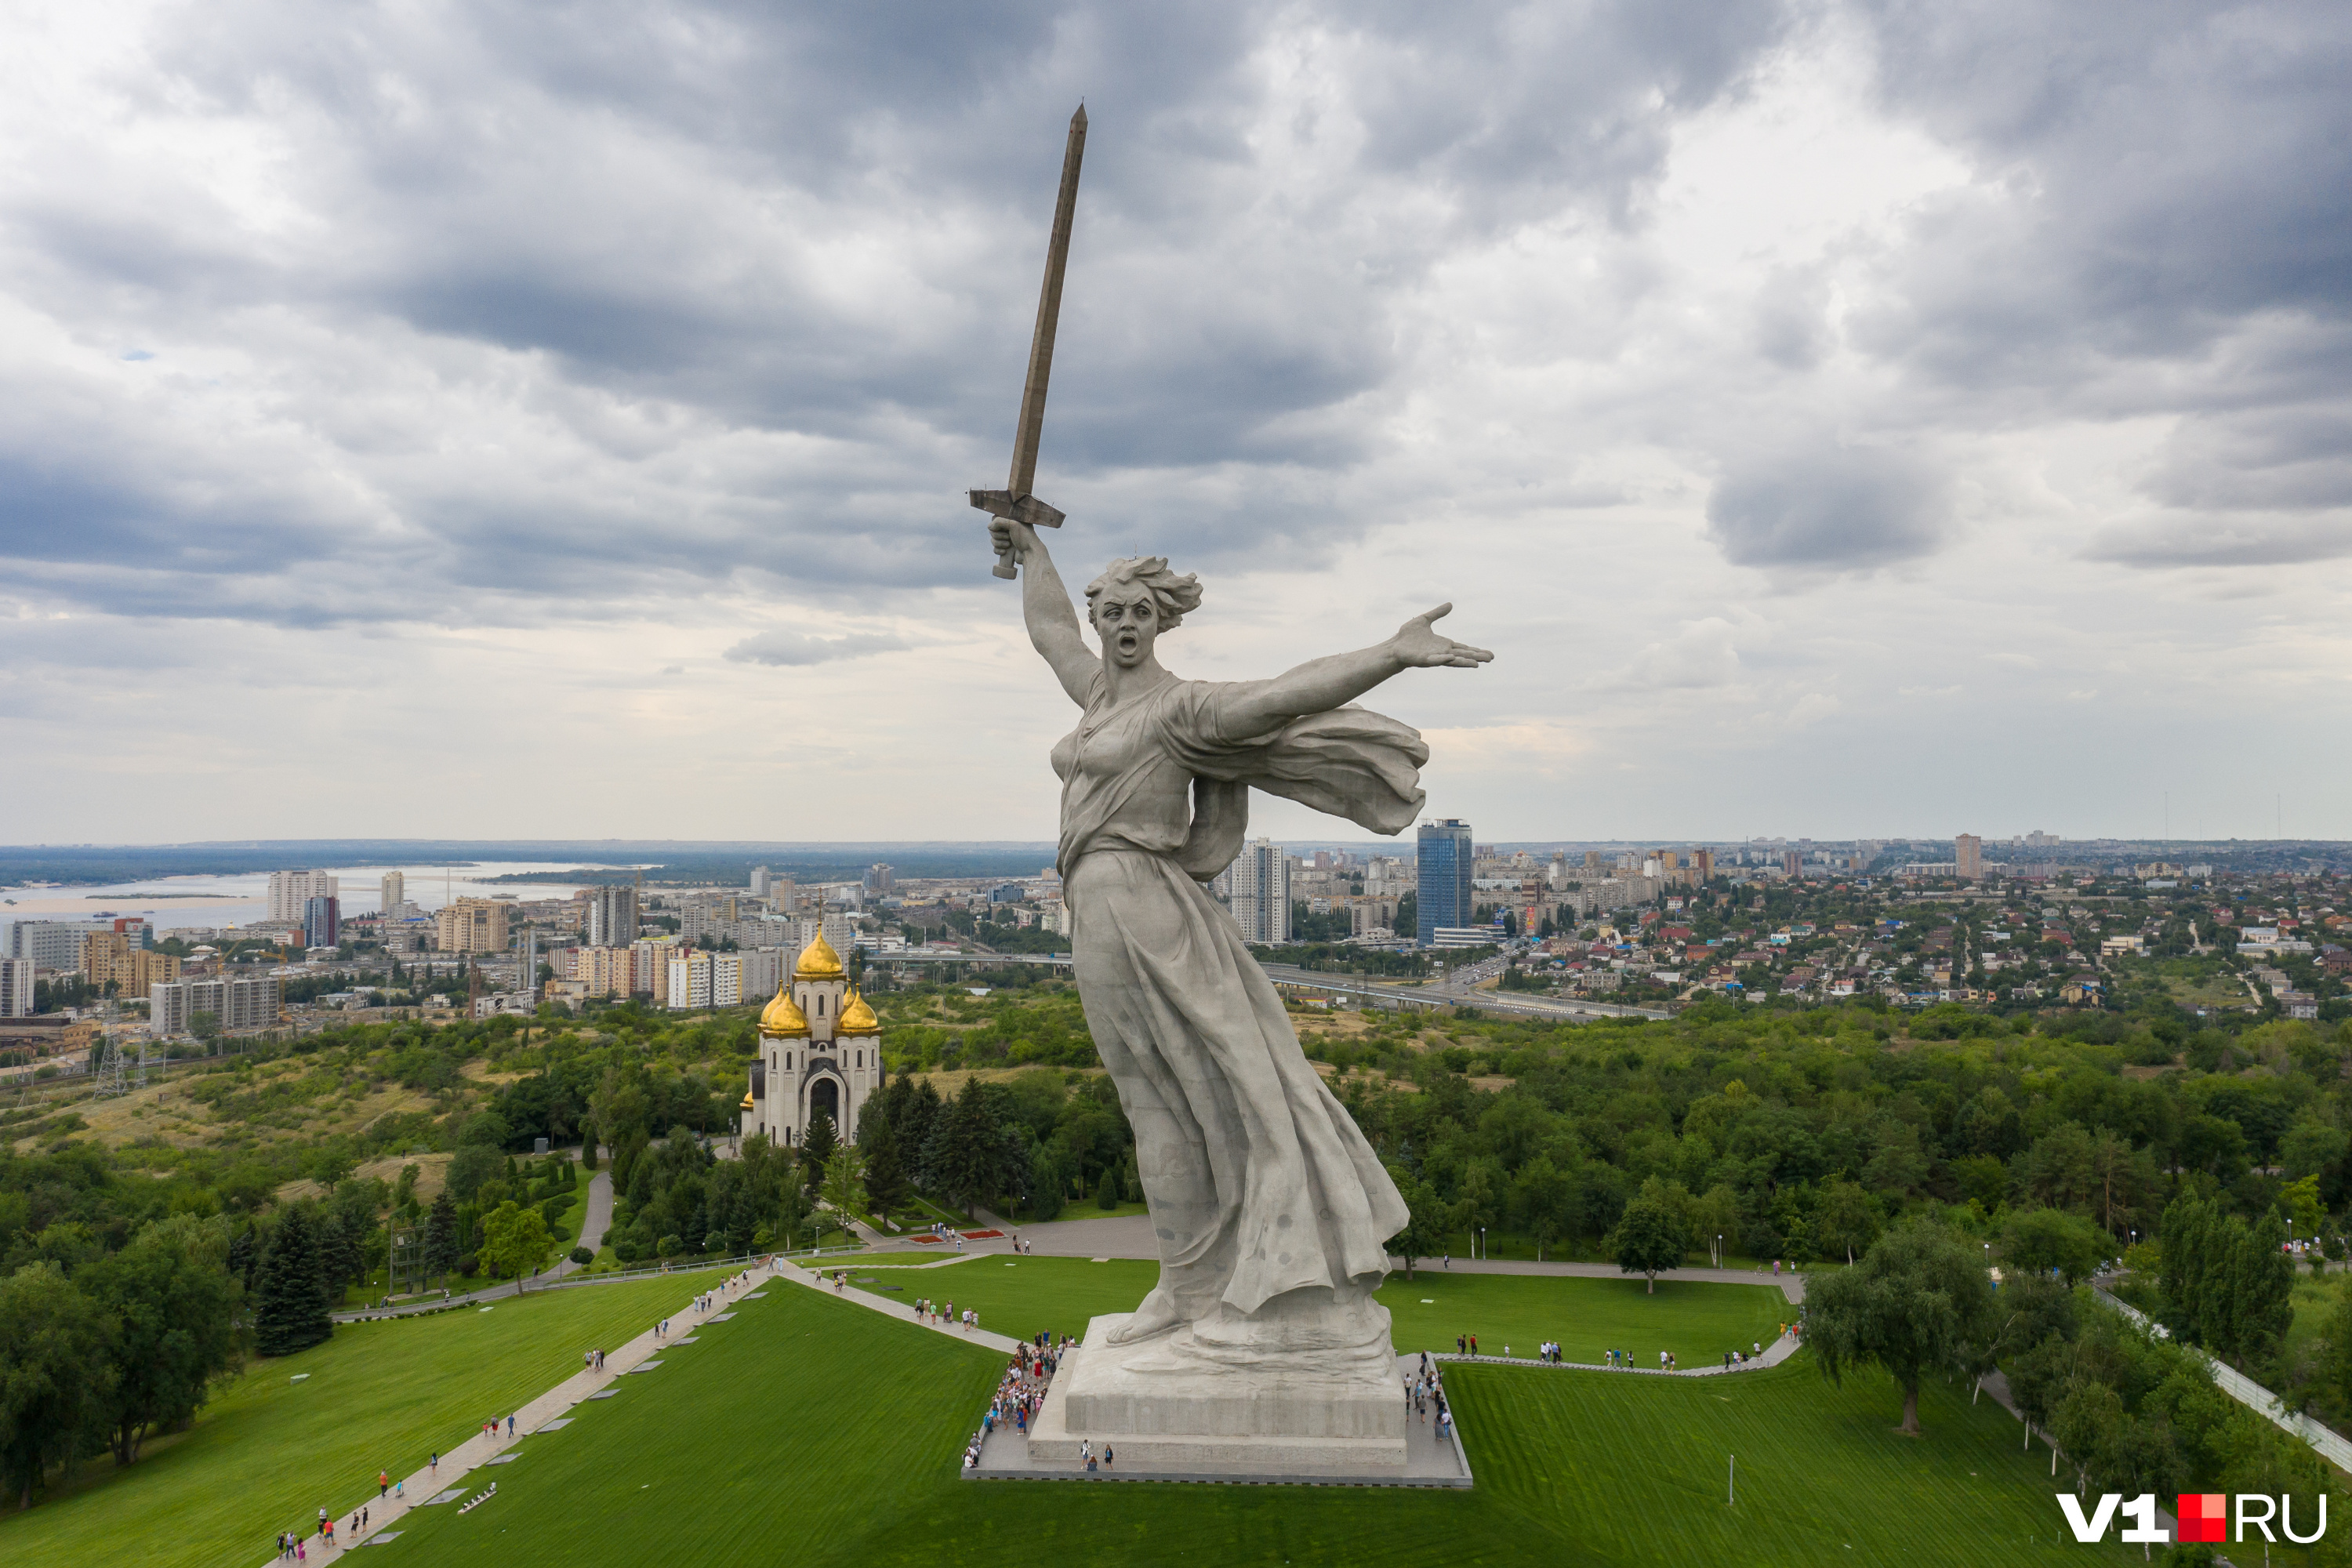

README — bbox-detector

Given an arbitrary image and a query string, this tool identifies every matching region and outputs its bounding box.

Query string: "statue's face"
[1094,590,1160,669]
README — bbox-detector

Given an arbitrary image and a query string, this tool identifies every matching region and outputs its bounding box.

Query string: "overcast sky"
[2,1,2347,848]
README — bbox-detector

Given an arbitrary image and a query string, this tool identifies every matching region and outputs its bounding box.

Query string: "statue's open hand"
[1390,604,1493,670]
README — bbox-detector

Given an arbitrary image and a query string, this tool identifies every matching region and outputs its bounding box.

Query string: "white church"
[740,931,883,1145]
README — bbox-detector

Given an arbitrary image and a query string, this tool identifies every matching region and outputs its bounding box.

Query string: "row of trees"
[2157,1196,2295,1370]
[0,1217,243,1509]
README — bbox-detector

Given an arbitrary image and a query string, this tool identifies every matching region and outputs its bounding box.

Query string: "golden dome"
[793,931,845,981]
[837,985,880,1036]
[739,1090,755,1110]
[758,983,810,1038]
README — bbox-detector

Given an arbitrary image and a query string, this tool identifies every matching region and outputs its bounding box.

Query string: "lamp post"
[1479,1225,1486,1261]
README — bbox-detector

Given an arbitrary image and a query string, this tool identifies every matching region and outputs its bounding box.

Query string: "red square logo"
[2177,1494,2227,1544]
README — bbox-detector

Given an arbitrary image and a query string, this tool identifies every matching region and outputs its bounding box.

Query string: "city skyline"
[2,5,2347,843]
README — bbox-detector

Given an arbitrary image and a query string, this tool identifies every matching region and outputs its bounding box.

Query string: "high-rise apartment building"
[1416,819,1472,947]
[1955,834,1983,881]
[379,870,405,916]
[151,975,281,1035]
[864,862,895,895]
[750,866,771,897]
[7,920,111,971]
[78,932,181,999]
[303,895,341,949]
[0,957,31,1018]
[1225,838,1292,946]
[585,886,638,949]
[436,898,511,953]
[267,870,339,924]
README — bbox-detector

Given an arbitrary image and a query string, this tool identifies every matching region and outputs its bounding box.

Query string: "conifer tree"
[422,1190,460,1285]
[253,1207,332,1357]
[800,1112,837,1197]
[863,1116,910,1229]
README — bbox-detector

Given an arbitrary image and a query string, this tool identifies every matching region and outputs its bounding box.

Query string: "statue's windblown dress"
[1053,670,1421,1323]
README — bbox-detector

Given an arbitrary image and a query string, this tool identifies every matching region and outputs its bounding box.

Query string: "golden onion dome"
[758,983,810,1038]
[793,931,845,981]
[837,985,880,1036]
[739,1090,755,1111]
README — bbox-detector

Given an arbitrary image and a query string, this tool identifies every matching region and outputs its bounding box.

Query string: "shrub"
[659,1233,683,1257]
[457,1252,478,1277]
[570,1247,593,1266]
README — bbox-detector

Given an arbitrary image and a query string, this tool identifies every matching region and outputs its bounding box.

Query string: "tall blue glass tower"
[1416,819,1472,946]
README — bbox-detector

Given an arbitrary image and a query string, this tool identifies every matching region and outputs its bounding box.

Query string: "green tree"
[445,1144,503,1203]
[1606,1194,1690,1294]
[1095,1169,1119,1210]
[1512,1156,1573,1262]
[1813,1179,1882,1266]
[775,1178,812,1252]
[1807,1219,1993,1435]
[1386,1166,1449,1282]
[0,1262,107,1509]
[79,1217,245,1465]
[818,1146,869,1232]
[2000,1207,2107,1284]
[2226,1209,2294,1370]
[189,1010,220,1043]
[252,1207,332,1359]
[800,1112,839,1198]
[421,1190,460,1286]
[477,1202,554,1287]
[863,1119,909,1229]
[927,1080,998,1219]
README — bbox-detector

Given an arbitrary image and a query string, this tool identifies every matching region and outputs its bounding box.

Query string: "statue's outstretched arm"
[989,517,1094,705]
[1221,604,1491,735]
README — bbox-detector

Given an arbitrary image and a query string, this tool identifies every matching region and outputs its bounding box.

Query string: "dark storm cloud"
[0,0,1799,632]
[1705,445,1950,569]
[1835,1,2352,570]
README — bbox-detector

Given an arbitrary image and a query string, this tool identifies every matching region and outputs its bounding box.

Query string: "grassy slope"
[836,1257,1788,1366]
[0,1277,686,1568]
[381,1280,2135,1567]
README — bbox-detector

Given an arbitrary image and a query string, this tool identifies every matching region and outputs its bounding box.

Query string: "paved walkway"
[1434,1329,1799,1378]
[779,1258,1024,1355]
[279,1261,779,1559]
[2093,1285,2352,1473]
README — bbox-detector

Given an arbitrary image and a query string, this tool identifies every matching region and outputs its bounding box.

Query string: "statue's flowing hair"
[1084,556,1203,630]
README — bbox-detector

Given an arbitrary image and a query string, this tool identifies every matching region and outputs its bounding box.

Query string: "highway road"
[1258,963,1670,1022]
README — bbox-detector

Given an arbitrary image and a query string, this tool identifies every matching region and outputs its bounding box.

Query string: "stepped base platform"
[965,1316,1470,1487]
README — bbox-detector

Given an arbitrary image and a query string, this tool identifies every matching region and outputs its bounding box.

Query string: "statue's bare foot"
[1105,1288,1186,1345]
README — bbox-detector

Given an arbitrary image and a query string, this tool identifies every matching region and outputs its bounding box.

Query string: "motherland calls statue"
[971,108,1490,1471]
[990,518,1490,1459]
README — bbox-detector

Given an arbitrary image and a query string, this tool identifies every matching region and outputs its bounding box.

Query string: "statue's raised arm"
[989,514,1094,706]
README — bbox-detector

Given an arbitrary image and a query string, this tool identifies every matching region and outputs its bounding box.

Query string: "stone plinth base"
[967,1347,1470,1487]
[1025,1312,1407,1472]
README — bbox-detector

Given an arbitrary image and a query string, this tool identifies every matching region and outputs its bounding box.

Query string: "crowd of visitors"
[964,1334,1068,1468]
[1404,1352,1452,1443]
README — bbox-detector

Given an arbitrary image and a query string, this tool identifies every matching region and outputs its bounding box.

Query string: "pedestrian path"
[776,1258,1024,1355]
[1433,1327,1799,1378]
[265,1261,777,1562]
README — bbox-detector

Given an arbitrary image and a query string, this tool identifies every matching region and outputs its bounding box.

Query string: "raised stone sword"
[969,104,1086,579]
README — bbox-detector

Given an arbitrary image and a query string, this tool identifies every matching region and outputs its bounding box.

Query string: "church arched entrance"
[809,1076,840,1129]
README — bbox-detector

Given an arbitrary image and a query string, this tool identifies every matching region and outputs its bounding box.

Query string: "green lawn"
[835,1257,1791,1366]
[1381,1270,1788,1366]
[376,1277,2136,1566]
[0,1276,689,1568]
[2287,1269,2345,1361]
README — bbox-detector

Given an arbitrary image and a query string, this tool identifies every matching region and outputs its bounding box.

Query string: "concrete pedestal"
[1025,1312,1407,1472]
